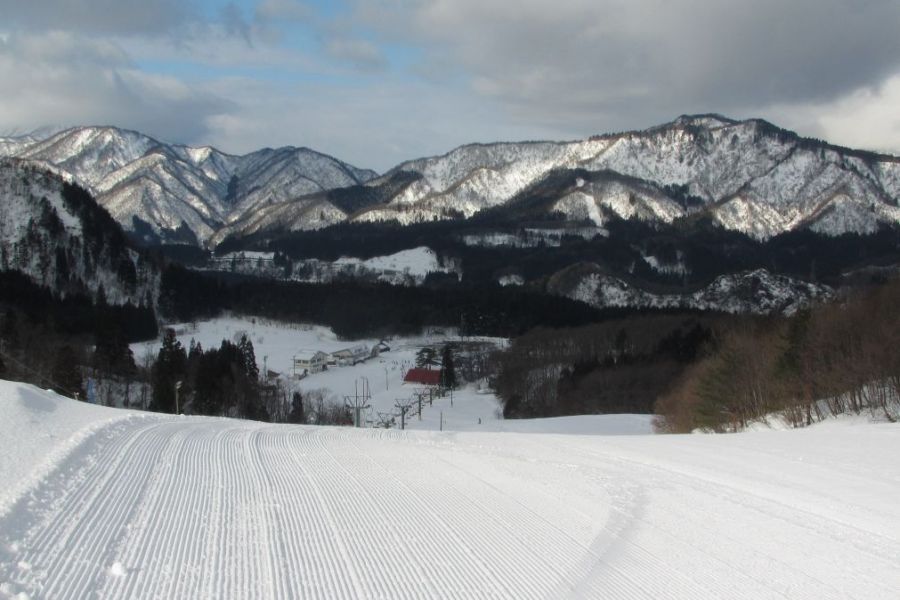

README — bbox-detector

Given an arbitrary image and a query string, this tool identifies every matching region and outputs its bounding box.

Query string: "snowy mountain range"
[3,115,899,247]
[352,115,900,237]
[209,114,900,245]
[0,127,377,245]
[0,158,158,305]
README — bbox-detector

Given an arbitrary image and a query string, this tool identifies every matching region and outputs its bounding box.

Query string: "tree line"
[492,278,900,430]
[0,272,157,401]
[158,263,608,339]
[655,279,900,432]
[149,329,269,420]
[492,313,712,418]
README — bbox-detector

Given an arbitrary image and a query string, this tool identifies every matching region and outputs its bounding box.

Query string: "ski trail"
[0,417,898,599]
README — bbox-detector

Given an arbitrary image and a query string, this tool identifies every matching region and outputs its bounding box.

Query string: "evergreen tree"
[287,391,305,424]
[191,348,223,415]
[150,328,187,413]
[225,174,239,204]
[188,339,203,362]
[93,320,136,377]
[239,334,259,381]
[51,345,83,399]
[440,344,458,389]
[1,309,19,351]
[415,347,438,368]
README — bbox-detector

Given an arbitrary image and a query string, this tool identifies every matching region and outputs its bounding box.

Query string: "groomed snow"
[1,380,899,599]
[333,247,448,277]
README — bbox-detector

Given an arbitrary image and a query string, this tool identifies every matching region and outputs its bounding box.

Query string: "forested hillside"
[492,278,900,430]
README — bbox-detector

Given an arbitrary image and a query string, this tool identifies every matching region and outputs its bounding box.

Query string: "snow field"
[0,380,140,518]
[131,318,525,432]
[171,317,644,435]
[1,383,899,598]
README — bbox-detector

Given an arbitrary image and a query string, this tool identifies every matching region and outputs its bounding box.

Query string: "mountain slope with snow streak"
[1,379,899,599]
[350,115,900,238]
[555,266,833,315]
[0,127,378,245]
[5,116,899,247]
[0,159,158,304]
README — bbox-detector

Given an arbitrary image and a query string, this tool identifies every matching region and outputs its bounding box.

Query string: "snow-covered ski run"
[1,384,899,599]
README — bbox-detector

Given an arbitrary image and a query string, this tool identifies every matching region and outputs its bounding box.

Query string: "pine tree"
[415,347,438,368]
[1,310,19,351]
[440,344,458,390]
[150,328,187,413]
[287,391,305,424]
[51,345,83,399]
[93,321,136,378]
[239,334,259,381]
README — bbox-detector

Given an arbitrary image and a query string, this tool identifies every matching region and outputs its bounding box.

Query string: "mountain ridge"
[0,157,158,305]
[0,126,379,245]
[3,116,899,248]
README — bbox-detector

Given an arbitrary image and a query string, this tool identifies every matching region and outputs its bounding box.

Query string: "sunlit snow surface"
[1,376,899,599]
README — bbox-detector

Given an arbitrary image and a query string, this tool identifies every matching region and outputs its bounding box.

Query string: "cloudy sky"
[1,0,898,171]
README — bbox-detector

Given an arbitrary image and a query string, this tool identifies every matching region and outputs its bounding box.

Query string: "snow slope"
[6,116,900,246]
[560,267,832,315]
[207,247,458,286]
[1,379,899,599]
[350,115,900,239]
[0,127,377,245]
[0,381,139,517]
[0,159,159,305]
[130,318,507,429]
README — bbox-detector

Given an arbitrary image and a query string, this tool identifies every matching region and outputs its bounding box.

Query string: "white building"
[331,345,370,366]
[293,350,330,378]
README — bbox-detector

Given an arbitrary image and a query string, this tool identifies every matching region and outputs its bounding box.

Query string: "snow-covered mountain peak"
[13,126,160,188]
[353,114,899,240]
[668,114,740,130]
[2,126,379,245]
[6,116,899,247]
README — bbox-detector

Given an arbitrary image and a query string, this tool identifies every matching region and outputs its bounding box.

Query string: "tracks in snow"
[0,419,898,599]
[0,419,615,599]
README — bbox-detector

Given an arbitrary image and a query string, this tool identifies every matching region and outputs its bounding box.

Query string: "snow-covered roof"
[294,350,329,361]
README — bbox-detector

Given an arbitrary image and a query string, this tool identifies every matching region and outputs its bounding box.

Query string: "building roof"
[403,368,441,386]
[294,350,329,361]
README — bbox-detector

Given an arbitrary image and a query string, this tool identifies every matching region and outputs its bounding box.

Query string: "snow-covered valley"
[1,380,898,599]
[130,317,510,431]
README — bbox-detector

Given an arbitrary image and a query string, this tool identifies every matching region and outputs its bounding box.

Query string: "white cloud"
[0,32,230,142]
[352,0,900,135]
[196,76,557,171]
[763,74,900,156]
[1,0,898,174]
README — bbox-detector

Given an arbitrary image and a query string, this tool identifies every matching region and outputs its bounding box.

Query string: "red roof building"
[403,368,441,386]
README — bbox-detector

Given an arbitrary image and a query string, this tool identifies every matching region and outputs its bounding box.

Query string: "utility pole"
[394,398,413,430]
[344,377,371,428]
[174,380,182,414]
[413,388,428,421]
